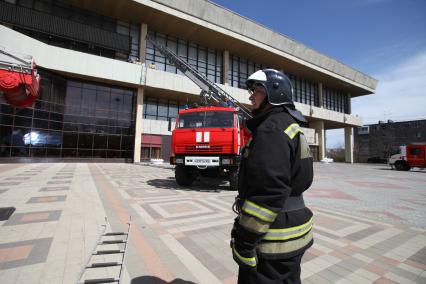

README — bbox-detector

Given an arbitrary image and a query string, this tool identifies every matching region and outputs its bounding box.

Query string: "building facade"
[354,119,426,162]
[0,0,377,162]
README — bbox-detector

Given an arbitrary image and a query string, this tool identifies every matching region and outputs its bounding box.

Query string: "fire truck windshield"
[177,111,234,129]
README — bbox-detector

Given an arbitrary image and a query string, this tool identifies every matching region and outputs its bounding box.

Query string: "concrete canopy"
[68,0,377,98]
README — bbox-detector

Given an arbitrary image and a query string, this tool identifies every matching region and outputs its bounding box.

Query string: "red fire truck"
[148,36,252,190]
[388,144,426,171]
[170,106,250,189]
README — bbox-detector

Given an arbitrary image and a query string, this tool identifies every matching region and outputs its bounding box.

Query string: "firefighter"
[231,69,314,284]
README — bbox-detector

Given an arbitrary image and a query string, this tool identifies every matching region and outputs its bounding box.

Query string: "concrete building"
[354,119,426,162]
[0,0,377,163]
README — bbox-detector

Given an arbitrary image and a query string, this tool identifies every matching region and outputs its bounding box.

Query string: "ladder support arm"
[146,35,252,120]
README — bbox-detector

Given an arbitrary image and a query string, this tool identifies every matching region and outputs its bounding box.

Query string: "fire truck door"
[408,146,424,167]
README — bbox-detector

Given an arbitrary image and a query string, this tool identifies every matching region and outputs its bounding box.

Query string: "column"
[310,120,325,161]
[318,82,323,108]
[139,23,148,64]
[223,50,229,85]
[344,126,354,163]
[133,87,144,163]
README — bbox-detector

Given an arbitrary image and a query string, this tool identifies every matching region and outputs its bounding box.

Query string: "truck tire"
[175,165,195,186]
[229,169,239,191]
[395,161,410,171]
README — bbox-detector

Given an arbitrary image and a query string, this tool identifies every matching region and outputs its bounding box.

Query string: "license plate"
[185,156,219,166]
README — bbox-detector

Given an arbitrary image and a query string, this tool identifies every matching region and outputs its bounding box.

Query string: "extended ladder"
[77,218,131,284]
[146,35,252,120]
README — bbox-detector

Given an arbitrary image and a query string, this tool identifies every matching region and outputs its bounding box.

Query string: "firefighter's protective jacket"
[231,107,314,267]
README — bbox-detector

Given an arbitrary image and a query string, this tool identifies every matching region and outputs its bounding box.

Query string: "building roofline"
[206,0,374,82]
[363,118,426,126]
[149,0,378,91]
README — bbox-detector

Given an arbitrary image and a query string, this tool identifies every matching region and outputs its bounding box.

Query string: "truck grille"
[176,145,232,153]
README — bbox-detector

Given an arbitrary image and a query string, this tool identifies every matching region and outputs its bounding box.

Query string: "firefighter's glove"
[231,238,257,268]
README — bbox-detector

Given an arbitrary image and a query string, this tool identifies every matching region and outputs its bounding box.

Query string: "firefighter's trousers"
[237,253,304,284]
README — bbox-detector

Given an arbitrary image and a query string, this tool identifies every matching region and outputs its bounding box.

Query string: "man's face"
[249,85,267,110]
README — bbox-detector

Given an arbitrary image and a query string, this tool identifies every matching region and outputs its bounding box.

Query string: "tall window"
[4,0,140,61]
[227,56,319,107]
[228,55,267,89]
[146,30,223,84]
[0,69,136,159]
[116,20,140,61]
[323,87,347,113]
[289,75,318,106]
[143,97,186,121]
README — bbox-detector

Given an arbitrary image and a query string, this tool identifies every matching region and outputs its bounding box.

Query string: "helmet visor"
[247,82,266,95]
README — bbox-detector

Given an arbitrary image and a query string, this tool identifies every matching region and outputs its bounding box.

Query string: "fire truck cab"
[388,144,426,171]
[170,106,250,190]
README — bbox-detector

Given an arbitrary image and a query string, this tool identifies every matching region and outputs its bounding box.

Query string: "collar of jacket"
[246,107,286,132]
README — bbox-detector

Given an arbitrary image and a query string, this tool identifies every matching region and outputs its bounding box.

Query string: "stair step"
[103,232,127,236]
[93,249,124,255]
[86,262,122,268]
[82,277,119,283]
[98,240,126,244]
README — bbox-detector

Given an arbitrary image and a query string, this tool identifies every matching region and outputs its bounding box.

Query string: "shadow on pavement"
[146,177,188,190]
[377,167,395,171]
[146,177,232,192]
[131,276,196,284]
[377,167,426,173]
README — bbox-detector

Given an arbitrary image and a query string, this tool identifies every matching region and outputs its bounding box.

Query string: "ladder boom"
[146,36,252,119]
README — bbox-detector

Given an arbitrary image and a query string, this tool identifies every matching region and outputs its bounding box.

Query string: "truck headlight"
[222,158,231,165]
[176,158,184,164]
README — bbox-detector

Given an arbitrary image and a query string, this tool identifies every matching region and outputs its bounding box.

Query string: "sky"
[212,0,426,148]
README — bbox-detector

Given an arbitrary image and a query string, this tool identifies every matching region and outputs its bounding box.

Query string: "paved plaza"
[0,162,425,283]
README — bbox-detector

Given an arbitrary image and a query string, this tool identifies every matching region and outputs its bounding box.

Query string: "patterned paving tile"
[5,177,30,181]
[39,186,70,192]
[346,181,409,190]
[125,188,180,198]
[4,210,62,226]
[0,163,422,283]
[26,195,67,203]
[408,247,426,265]
[361,210,405,221]
[136,202,163,219]
[47,180,71,185]
[315,215,353,231]
[52,176,73,180]
[305,188,358,200]
[150,200,213,218]
[0,182,20,186]
[345,226,384,241]
[0,238,53,269]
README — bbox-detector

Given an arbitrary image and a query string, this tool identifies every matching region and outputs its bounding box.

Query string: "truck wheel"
[395,161,410,171]
[175,165,195,186]
[229,169,239,191]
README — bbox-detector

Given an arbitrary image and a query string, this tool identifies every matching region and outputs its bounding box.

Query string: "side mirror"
[168,118,172,132]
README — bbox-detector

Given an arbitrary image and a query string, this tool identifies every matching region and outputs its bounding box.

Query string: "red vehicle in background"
[388,144,426,171]
[170,106,250,190]
[147,36,252,190]
[0,48,41,108]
